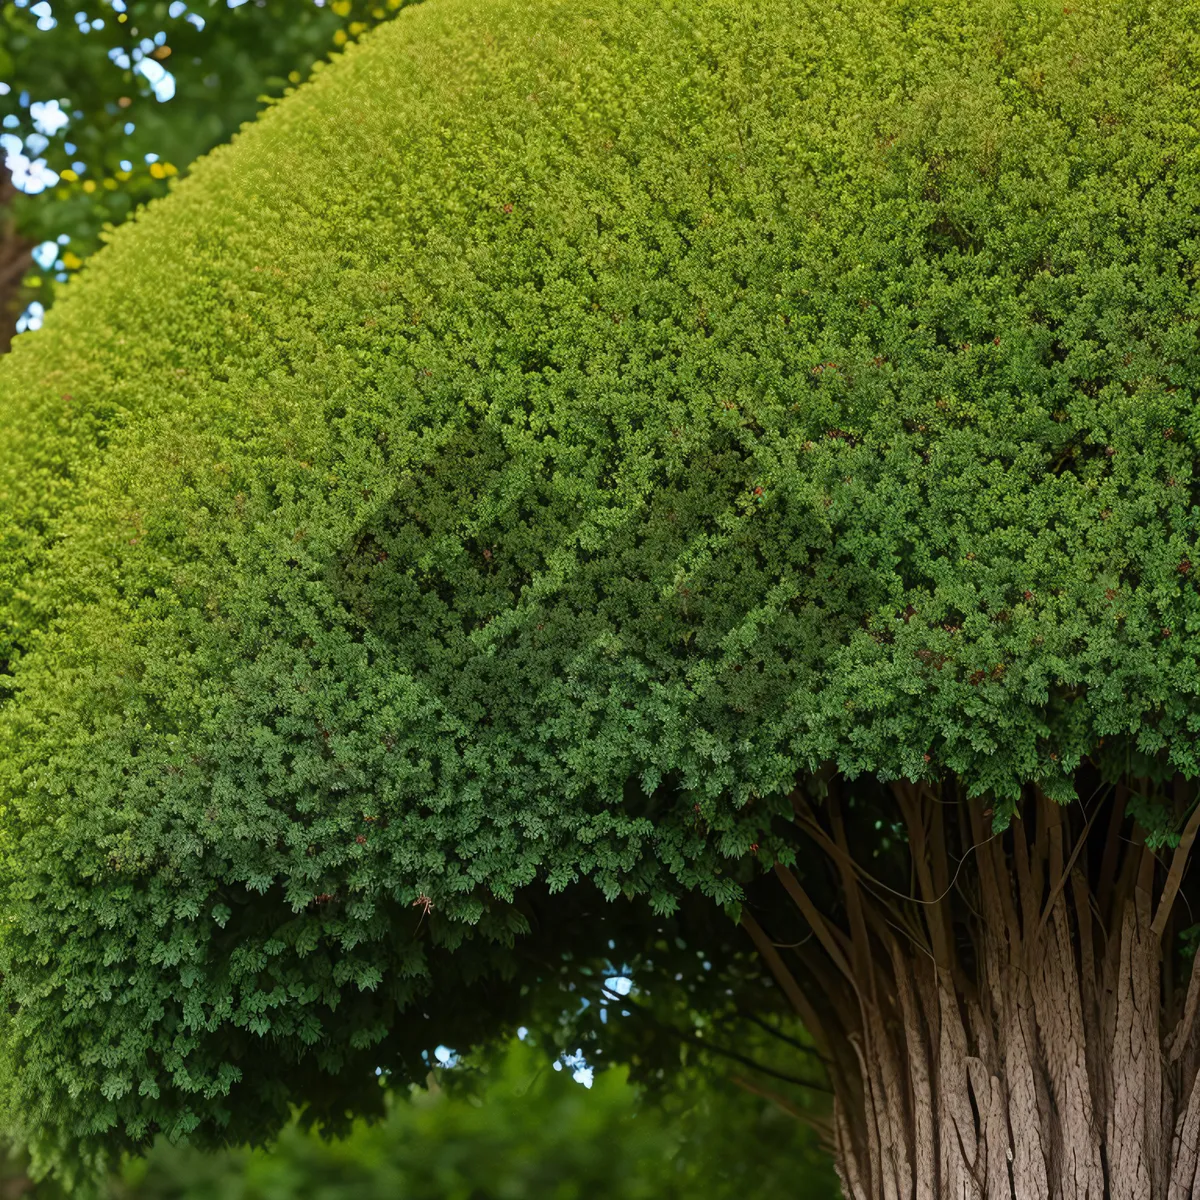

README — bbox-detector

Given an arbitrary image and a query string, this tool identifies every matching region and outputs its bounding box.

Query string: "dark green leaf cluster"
[2,0,1200,1180]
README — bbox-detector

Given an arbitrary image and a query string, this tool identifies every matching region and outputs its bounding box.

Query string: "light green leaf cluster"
[2,0,1199,1178]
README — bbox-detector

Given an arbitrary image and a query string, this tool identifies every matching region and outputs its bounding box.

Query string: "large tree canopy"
[3,0,1200,1192]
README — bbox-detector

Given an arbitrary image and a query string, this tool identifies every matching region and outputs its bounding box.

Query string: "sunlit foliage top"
[0,0,410,324]
[1,0,1199,1181]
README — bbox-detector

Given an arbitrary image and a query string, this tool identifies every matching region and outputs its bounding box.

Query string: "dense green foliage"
[3,0,1200,1182]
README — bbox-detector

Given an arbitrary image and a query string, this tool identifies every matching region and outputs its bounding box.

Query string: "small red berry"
[356,834,367,845]
[753,486,763,496]
[1023,590,1034,602]
[750,843,759,855]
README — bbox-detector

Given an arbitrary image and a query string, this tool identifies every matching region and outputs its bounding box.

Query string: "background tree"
[0,0,413,351]
[0,1033,836,1198]
[109,1038,802,1200]
[4,0,1200,1195]
[113,1037,835,1200]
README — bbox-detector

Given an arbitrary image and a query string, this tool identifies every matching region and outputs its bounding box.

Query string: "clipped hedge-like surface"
[3,0,1200,1178]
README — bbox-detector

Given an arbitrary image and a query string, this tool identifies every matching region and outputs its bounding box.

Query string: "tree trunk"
[0,166,34,355]
[743,773,1200,1199]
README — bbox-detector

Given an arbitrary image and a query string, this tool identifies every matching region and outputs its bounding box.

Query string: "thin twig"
[739,910,830,1053]
[1152,798,1200,939]
[771,930,816,950]
[1036,789,1107,939]
[730,1008,831,1065]
[795,807,999,909]
[729,1072,834,1141]
[600,987,831,1093]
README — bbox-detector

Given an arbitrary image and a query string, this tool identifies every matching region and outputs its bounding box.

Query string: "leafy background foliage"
[0,1033,836,1198]
[0,0,413,345]
[104,1036,814,1200]
[3,0,1200,1186]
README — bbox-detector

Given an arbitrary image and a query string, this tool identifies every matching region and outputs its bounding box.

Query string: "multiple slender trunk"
[744,774,1200,1199]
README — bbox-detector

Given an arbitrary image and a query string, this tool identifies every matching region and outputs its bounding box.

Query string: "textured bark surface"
[745,773,1200,1200]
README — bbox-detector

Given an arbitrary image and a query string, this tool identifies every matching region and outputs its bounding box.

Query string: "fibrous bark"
[745,772,1200,1199]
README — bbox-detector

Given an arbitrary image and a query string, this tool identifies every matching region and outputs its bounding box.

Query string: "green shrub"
[111,1038,837,1200]
[2,0,1199,1184]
